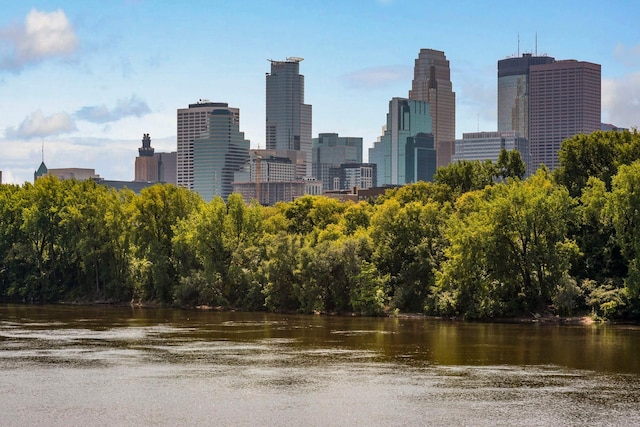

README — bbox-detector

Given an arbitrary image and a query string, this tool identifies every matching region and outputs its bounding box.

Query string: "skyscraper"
[312,133,363,191]
[369,98,434,186]
[265,57,312,178]
[497,53,555,138]
[193,107,249,201]
[528,60,601,170]
[135,134,158,182]
[177,100,239,189]
[408,49,456,169]
[497,54,601,172]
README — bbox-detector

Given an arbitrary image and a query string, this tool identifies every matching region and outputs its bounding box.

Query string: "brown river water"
[1,304,639,426]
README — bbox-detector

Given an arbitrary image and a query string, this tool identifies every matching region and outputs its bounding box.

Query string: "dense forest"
[1,130,640,320]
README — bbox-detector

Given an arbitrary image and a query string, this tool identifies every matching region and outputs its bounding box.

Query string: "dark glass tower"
[497,53,555,139]
[265,57,312,178]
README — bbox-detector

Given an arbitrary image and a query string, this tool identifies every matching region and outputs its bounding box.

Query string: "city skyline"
[0,1,638,184]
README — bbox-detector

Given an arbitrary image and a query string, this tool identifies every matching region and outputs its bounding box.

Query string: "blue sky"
[1,0,638,183]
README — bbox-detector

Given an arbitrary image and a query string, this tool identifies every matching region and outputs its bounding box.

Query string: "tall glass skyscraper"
[497,53,555,139]
[409,49,455,169]
[192,106,249,201]
[265,57,312,178]
[369,98,434,186]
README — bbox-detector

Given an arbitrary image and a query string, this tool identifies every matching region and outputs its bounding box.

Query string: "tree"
[261,233,303,312]
[496,149,526,180]
[434,170,579,317]
[370,197,448,312]
[434,160,497,196]
[132,184,201,303]
[555,129,640,197]
[607,161,640,312]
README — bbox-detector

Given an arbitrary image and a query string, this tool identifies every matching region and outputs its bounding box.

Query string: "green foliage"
[552,273,583,315]
[582,279,627,319]
[434,159,497,196]
[433,171,579,317]
[496,149,526,180]
[3,145,640,321]
[371,197,448,312]
[350,262,389,316]
[132,184,202,303]
[606,160,640,309]
[555,129,640,197]
[261,233,302,312]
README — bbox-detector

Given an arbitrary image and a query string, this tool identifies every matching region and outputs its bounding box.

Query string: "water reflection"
[1,304,639,426]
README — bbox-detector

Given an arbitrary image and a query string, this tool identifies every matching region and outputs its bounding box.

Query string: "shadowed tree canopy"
[555,129,640,197]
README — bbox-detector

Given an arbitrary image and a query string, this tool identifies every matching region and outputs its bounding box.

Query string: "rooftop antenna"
[535,32,538,56]
[41,139,44,163]
[517,33,520,56]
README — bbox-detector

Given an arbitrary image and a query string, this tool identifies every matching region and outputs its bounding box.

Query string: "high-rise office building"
[312,133,362,191]
[408,49,456,169]
[497,54,600,171]
[266,57,312,178]
[135,134,158,182]
[177,100,239,189]
[528,60,601,170]
[369,98,434,186]
[497,53,555,138]
[193,107,250,201]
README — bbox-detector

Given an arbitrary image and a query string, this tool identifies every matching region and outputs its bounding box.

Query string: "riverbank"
[50,298,604,325]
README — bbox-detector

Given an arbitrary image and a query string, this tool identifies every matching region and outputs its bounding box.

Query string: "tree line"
[1,129,640,319]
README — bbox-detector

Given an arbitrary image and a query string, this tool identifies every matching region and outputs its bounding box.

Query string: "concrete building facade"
[327,163,377,191]
[528,60,601,170]
[232,149,321,205]
[312,133,362,191]
[155,151,177,185]
[453,131,530,175]
[134,134,158,182]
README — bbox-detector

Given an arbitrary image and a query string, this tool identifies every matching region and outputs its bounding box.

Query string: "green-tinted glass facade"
[193,109,249,201]
[369,98,433,186]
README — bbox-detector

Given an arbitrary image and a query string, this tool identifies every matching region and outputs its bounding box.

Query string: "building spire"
[138,133,155,157]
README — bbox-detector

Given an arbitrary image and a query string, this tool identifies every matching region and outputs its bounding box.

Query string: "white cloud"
[6,110,76,139]
[75,95,152,124]
[602,72,640,129]
[343,65,411,89]
[613,43,640,68]
[0,9,78,71]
